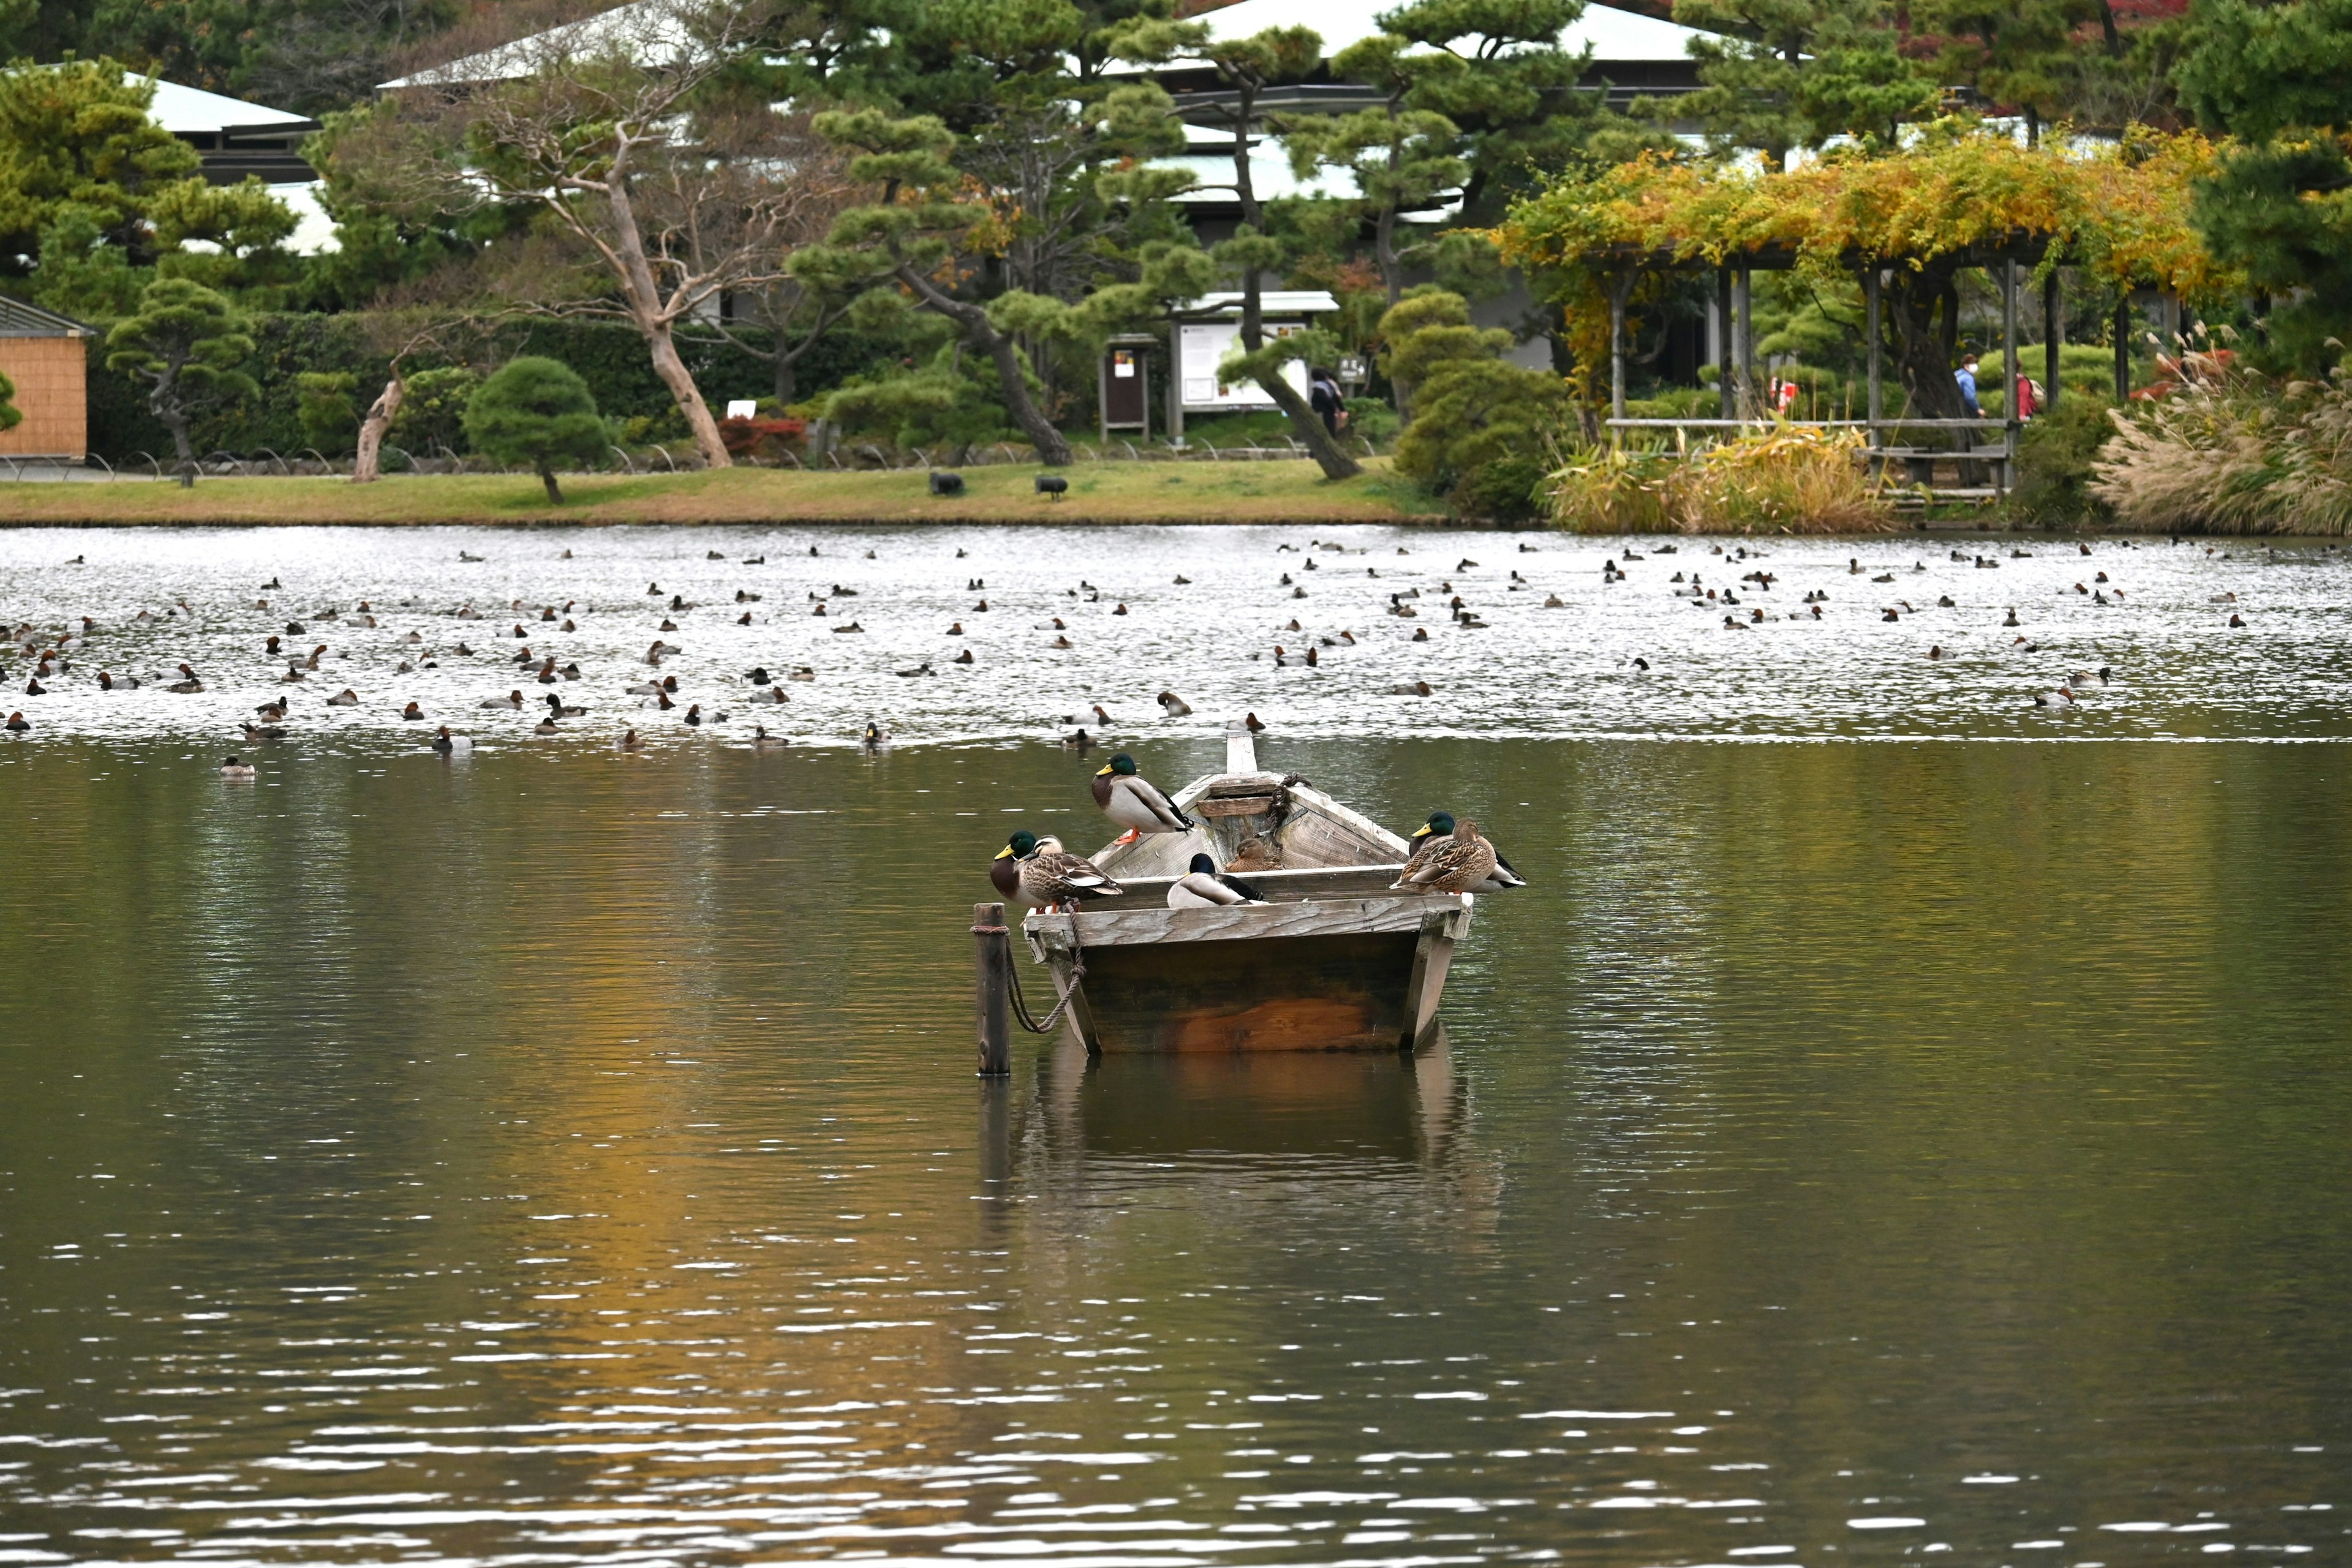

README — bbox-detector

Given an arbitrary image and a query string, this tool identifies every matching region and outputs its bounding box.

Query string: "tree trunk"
[1376,202,1412,423]
[891,260,1071,465]
[975,323,1074,466]
[353,375,403,483]
[1224,79,1359,481]
[605,165,731,470]
[152,385,196,484]
[1883,265,1971,424]
[644,322,730,469]
[773,352,796,407]
[538,460,564,505]
[1237,268,1360,480]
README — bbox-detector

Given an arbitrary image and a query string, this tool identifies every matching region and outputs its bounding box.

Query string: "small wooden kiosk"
[0,298,90,462]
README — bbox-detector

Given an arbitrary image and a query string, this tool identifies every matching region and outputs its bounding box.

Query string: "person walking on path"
[1309,369,1348,439]
[1954,352,1983,418]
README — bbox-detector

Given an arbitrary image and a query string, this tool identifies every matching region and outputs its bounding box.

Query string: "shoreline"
[0,461,1458,527]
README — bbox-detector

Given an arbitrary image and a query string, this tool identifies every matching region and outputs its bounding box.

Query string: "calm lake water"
[2,526,2349,1566]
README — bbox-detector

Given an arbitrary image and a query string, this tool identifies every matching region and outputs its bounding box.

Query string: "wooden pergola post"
[1609,272,1628,439]
[1716,266,1734,421]
[1166,320,1186,448]
[2114,296,2132,405]
[2043,269,2062,412]
[1865,267,1882,430]
[1735,266,1754,421]
[2001,257,2019,498]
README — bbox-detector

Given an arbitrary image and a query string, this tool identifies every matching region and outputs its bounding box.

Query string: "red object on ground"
[718,416,807,456]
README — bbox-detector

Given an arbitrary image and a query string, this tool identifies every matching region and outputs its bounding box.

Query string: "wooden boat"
[1020,721,1477,1054]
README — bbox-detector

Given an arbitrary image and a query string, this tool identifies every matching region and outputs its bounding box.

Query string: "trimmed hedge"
[84,312,892,462]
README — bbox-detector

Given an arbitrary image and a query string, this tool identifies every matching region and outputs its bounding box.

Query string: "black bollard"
[973,902,1011,1076]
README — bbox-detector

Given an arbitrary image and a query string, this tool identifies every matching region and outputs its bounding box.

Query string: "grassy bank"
[0,459,1450,527]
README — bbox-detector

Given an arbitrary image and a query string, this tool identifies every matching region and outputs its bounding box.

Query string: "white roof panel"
[138,75,314,134]
[1154,0,1708,63]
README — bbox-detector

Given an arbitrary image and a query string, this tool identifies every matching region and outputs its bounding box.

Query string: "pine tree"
[2176,0,2352,368]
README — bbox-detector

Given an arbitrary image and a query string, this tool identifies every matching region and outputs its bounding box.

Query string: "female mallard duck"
[1167,853,1266,909]
[990,831,1125,913]
[1401,812,1525,891]
[1392,817,1499,895]
[219,755,255,778]
[1093,753,1193,845]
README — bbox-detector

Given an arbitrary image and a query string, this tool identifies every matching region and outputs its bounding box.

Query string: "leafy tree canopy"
[463,355,606,503]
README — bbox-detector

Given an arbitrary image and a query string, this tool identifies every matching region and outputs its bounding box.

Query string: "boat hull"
[1024,894,1471,1054]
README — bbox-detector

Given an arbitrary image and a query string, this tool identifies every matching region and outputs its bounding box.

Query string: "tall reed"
[2092,363,2352,535]
[1545,425,1897,534]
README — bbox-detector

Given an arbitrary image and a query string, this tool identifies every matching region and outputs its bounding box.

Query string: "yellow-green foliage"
[2092,363,2352,535]
[1502,125,2235,303]
[1547,426,1898,534]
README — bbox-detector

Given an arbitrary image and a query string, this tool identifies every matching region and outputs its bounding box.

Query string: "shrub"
[1544,445,1676,532]
[2005,395,2117,527]
[1547,426,1896,534]
[293,371,358,456]
[1382,288,1570,521]
[388,366,481,459]
[462,357,609,504]
[2091,361,2352,533]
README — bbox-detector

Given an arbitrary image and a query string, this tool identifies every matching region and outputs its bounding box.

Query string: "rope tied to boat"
[1006,910,1086,1035]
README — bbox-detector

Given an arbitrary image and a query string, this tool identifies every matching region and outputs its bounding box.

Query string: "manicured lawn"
[0,459,1450,526]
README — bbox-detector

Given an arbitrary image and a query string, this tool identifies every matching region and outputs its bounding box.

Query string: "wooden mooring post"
[973,901,1012,1076]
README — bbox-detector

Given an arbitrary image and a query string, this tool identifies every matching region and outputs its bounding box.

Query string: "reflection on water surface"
[2,526,2348,1565]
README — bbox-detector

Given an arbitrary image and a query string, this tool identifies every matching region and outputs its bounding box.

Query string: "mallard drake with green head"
[991,831,1125,912]
[1392,817,1499,896]
[1166,853,1266,908]
[1093,753,1193,845]
[1401,811,1525,891]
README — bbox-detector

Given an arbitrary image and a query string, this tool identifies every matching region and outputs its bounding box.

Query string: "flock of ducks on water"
[0,535,2299,775]
[991,750,1528,913]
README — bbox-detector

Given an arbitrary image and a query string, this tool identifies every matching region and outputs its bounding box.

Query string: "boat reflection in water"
[978,1026,1504,1245]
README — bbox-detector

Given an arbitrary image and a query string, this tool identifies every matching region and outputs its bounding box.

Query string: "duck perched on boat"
[1093,753,1193,845]
[1392,818,1499,895]
[1167,853,1265,908]
[992,831,1123,913]
[1402,812,1525,891]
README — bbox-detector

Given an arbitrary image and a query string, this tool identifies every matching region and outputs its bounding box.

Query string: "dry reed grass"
[1545,425,1897,534]
[2092,361,2352,535]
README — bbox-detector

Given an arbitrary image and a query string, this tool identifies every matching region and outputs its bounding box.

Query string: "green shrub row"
[82,313,892,462]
